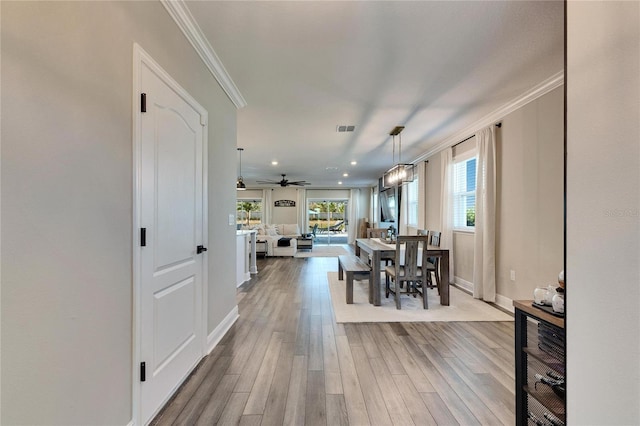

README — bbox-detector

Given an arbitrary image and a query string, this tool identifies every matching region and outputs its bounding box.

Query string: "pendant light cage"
[383,126,414,188]
[237,147,246,190]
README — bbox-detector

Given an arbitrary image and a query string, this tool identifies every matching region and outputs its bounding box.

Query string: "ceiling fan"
[257,174,311,187]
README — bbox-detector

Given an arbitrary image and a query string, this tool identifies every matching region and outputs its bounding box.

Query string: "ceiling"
[186,1,564,188]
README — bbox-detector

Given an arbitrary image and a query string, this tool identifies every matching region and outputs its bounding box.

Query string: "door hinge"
[141,93,147,113]
[140,362,146,382]
[140,228,146,247]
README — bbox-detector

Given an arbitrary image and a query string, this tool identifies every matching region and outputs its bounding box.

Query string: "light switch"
[229,214,235,226]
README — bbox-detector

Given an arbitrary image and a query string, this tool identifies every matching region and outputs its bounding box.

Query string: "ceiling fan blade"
[257,174,310,186]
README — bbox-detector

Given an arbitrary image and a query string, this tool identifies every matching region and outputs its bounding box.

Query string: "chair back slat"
[395,235,430,281]
[417,229,430,244]
[430,231,441,247]
[367,228,389,239]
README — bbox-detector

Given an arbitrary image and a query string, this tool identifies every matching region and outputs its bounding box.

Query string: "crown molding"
[412,70,564,163]
[161,0,247,109]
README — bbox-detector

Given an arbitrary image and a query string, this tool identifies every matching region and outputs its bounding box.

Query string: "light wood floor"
[152,254,515,425]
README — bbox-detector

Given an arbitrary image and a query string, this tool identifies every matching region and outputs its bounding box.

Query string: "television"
[379,187,400,223]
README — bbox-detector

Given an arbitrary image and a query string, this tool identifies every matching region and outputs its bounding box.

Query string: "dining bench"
[338,254,371,304]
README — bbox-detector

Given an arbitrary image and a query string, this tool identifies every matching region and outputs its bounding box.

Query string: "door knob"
[196,245,208,254]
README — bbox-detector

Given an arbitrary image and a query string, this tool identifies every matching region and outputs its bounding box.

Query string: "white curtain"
[417,161,427,230]
[297,188,307,234]
[262,189,272,224]
[440,147,455,283]
[371,186,379,226]
[473,126,497,301]
[347,189,360,244]
[398,184,408,235]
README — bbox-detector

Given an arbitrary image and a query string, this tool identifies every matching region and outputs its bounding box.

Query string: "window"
[453,155,476,229]
[236,199,262,226]
[406,179,418,227]
[308,199,348,245]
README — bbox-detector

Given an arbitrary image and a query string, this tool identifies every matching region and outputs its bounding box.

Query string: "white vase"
[544,285,557,306]
[552,291,564,313]
[534,287,547,305]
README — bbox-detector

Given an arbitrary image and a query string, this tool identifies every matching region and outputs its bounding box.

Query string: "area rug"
[327,271,513,323]
[294,245,349,258]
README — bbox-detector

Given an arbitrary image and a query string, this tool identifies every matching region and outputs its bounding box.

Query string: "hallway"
[152,256,515,425]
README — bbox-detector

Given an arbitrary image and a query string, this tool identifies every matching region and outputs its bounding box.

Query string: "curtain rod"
[452,122,502,148]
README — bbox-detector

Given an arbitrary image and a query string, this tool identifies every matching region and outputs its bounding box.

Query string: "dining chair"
[368,227,393,265]
[367,228,389,239]
[417,229,430,243]
[384,235,431,309]
[424,231,442,292]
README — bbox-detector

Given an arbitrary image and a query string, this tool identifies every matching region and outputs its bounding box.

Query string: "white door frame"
[131,43,209,425]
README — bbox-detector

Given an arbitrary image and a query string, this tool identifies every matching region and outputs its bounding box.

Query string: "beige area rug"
[294,245,349,258]
[327,271,513,323]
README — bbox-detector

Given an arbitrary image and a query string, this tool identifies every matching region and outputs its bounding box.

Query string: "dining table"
[355,237,450,307]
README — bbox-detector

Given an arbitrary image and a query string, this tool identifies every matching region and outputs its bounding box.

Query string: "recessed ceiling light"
[271,161,278,165]
[338,181,343,185]
[350,161,357,165]
[343,173,349,177]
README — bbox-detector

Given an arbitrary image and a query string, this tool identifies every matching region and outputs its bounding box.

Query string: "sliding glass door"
[307,199,348,245]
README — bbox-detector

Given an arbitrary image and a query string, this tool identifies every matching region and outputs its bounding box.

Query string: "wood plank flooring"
[152,252,515,425]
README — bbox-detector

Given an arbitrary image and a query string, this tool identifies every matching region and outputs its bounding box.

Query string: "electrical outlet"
[229,214,235,226]
[510,270,516,281]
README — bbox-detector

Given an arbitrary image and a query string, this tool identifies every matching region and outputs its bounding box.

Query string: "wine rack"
[514,300,566,426]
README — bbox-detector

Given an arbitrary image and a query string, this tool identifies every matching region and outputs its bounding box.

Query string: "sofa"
[252,224,301,256]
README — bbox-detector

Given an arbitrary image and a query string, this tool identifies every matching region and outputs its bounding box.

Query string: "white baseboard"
[207,306,239,354]
[455,277,474,293]
[495,293,514,313]
[236,272,250,288]
[452,278,514,314]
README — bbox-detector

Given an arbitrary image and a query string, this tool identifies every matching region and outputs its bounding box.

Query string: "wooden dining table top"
[356,237,448,253]
[355,237,451,306]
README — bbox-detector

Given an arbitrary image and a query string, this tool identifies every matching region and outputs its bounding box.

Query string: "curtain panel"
[262,189,272,224]
[371,186,379,226]
[440,147,455,283]
[399,184,409,235]
[297,189,307,234]
[347,188,360,244]
[473,126,497,301]
[417,161,427,230]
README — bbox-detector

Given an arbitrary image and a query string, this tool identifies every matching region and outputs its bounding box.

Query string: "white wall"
[262,187,367,234]
[238,189,263,199]
[422,87,564,304]
[1,2,238,424]
[269,187,299,224]
[496,87,564,301]
[567,2,640,423]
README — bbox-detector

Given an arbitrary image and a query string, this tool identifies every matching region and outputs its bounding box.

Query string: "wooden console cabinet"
[514,300,565,426]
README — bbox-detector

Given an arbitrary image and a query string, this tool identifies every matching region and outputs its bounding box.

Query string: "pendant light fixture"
[383,126,414,188]
[237,147,246,191]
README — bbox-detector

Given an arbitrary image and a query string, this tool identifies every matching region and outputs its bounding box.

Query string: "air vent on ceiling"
[336,125,356,133]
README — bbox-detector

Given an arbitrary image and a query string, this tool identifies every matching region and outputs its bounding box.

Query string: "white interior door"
[136,47,208,425]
